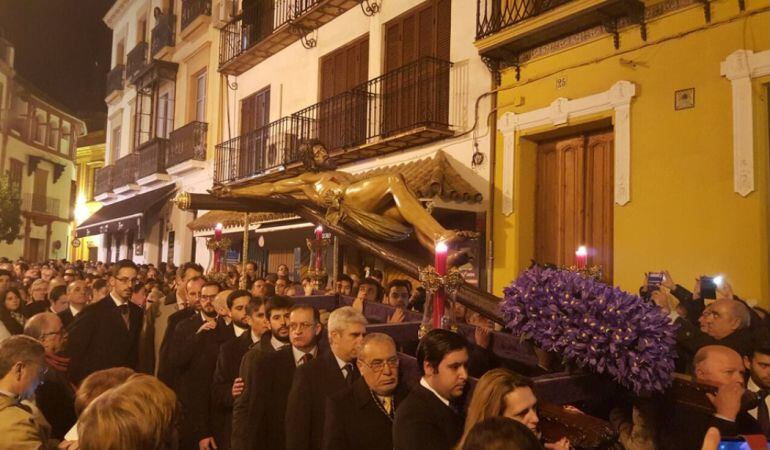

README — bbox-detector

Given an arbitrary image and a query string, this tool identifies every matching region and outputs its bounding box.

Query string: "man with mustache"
[394,329,469,450]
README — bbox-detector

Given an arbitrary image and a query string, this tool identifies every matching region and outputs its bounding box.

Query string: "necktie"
[300,353,314,365]
[343,363,354,385]
[380,395,393,415]
[118,304,129,328]
[758,390,770,437]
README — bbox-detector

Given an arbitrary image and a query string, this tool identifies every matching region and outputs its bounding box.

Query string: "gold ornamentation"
[173,191,191,211]
[207,237,232,251]
[419,266,465,295]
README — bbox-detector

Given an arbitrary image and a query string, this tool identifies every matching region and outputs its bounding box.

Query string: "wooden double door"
[535,129,614,281]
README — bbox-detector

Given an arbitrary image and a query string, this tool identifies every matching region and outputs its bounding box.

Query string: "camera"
[700,275,723,300]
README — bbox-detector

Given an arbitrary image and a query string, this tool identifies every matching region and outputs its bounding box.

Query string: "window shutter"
[384,22,402,72]
[436,0,451,61]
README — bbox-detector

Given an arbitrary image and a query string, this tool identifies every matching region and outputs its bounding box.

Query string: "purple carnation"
[501,266,678,394]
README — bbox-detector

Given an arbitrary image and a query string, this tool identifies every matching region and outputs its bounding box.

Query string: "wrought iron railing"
[22,194,61,217]
[214,57,454,184]
[137,138,169,179]
[215,116,310,183]
[114,153,139,187]
[218,0,321,68]
[106,65,125,98]
[181,0,212,30]
[168,121,208,167]
[94,165,114,196]
[476,0,572,40]
[151,13,176,56]
[126,41,148,81]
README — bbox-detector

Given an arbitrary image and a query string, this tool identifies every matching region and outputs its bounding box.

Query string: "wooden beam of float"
[175,192,505,324]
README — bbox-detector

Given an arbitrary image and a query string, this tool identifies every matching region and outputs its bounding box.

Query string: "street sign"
[72,238,81,248]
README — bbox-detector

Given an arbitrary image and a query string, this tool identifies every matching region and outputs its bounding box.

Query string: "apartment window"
[111,125,122,161]
[48,117,59,149]
[194,71,207,122]
[8,159,23,196]
[60,122,71,156]
[138,18,147,44]
[116,40,125,65]
[34,113,47,144]
[157,93,171,139]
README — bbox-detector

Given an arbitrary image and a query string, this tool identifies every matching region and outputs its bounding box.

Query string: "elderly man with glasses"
[24,312,76,440]
[323,332,409,450]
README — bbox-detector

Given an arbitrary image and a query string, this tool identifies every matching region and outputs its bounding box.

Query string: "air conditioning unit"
[214,0,236,29]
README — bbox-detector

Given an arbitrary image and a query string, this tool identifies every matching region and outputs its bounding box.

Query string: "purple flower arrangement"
[501,266,678,394]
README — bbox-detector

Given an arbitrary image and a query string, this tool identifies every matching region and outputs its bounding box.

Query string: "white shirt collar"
[420,377,450,407]
[250,330,261,344]
[747,377,769,419]
[69,305,80,317]
[233,323,247,337]
[334,354,350,371]
[292,346,317,366]
[271,335,287,350]
[111,292,126,307]
[176,293,186,309]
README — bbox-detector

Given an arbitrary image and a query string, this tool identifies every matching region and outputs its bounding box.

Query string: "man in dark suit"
[286,306,366,450]
[231,302,321,450]
[211,291,267,450]
[58,280,88,328]
[170,280,233,450]
[157,276,204,388]
[393,329,469,450]
[140,262,203,375]
[65,259,143,385]
[660,345,762,450]
[324,332,409,450]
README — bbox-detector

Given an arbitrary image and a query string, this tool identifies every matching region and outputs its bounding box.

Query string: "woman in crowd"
[460,368,569,450]
[462,417,545,450]
[0,287,26,336]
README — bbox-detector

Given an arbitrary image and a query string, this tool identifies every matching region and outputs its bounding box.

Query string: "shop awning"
[188,211,299,232]
[75,184,176,238]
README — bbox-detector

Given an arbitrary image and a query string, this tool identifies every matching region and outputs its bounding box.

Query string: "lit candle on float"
[314,225,324,270]
[433,241,448,329]
[215,223,223,241]
[575,245,588,269]
[214,223,224,272]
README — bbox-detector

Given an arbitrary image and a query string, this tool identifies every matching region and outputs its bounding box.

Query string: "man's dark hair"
[227,289,252,309]
[370,269,383,280]
[180,262,204,278]
[359,277,383,300]
[263,283,276,297]
[290,303,320,324]
[386,279,412,296]
[132,284,146,294]
[92,278,108,291]
[111,259,138,277]
[417,329,469,375]
[265,295,294,318]
[0,335,45,378]
[49,285,67,303]
[245,261,257,270]
[462,417,543,450]
[0,269,12,279]
[300,139,335,172]
[202,280,222,292]
[265,273,278,284]
[246,296,266,316]
[336,274,353,284]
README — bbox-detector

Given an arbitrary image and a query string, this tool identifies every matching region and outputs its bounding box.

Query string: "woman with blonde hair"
[459,368,569,450]
[78,374,179,450]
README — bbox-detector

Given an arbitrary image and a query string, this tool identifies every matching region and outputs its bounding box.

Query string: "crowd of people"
[0,257,765,450]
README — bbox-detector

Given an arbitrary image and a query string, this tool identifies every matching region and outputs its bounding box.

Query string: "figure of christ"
[216,141,476,256]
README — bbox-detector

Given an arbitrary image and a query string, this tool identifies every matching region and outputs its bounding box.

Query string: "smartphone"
[701,276,718,300]
[647,272,664,292]
[719,435,770,449]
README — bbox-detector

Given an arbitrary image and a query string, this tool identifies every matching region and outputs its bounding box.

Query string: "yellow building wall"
[492,0,770,303]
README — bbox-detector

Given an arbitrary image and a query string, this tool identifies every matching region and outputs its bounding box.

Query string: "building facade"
[202,0,496,284]
[78,0,224,266]
[479,0,770,301]
[0,36,87,262]
[72,129,106,262]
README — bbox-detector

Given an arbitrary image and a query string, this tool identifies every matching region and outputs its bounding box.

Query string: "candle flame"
[215,223,224,231]
[436,241,448,253]
[315,225,324,233]
[575,245,587,257]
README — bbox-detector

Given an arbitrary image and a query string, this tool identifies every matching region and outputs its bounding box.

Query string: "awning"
[187,211,298,232]
[75,184,176,238]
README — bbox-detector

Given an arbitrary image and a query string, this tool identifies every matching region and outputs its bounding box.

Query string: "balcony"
[167,121,208,175]
[151,13,176,58]
[137,138,172,186]
[218,0,359,76]
[105,64,125,102]
[113,153,140,194]
[215,57,458,185]
[22,194,61,218]
[181,0,212,35]
[126,41,149,83]
[475,0,644,65]
[94,165,114,200]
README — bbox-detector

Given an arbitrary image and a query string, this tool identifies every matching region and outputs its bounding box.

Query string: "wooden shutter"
[384,22,402,73]
[436,0,451,61]
[239,88,270,178]
[584,131,614,281]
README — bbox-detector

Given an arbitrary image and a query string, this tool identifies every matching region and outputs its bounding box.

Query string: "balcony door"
[240,87,270,178]
[33,168,48,213]
[318,36,369,151]
[156,93,171,139]
[383,0,450,136]
[535,129,614,282]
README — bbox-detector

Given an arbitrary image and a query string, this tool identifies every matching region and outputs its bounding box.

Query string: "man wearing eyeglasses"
[323,332,408,450]
[24,312,76,440]
[65,259,143,385]
[285,306,367,450]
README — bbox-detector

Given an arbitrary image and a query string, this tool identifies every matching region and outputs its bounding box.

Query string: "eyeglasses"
[359,357,400,373]
[115,277,138,285]
[200,294,217,301]
[289,322,315,331]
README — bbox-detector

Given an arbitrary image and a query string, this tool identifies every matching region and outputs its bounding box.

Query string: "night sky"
[0,0,113,129]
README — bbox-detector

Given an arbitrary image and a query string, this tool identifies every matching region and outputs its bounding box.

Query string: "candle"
[215,223,223,241]
[314,225,323,271]
[575,245,588,269]
[214,223,224,272]
[315,224,323,240]
[433,241,448,329]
